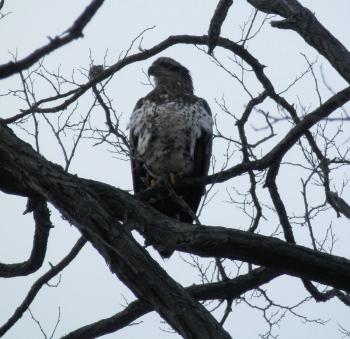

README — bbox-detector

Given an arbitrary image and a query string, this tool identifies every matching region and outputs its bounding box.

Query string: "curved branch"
[0,198,52,277]
[0,237,86,337]
[0,0,105,80]
[247,0,350,83]
[236,91,268,232]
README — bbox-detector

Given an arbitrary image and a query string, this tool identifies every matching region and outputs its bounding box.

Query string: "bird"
[128,57,213,223]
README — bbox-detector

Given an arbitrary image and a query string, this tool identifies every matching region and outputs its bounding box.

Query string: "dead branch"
[0,0,105,80]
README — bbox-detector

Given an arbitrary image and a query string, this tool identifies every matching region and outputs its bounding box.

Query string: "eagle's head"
[148,57,193,93]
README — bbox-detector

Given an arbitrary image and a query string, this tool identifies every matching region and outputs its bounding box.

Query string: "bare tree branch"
[0,198,52,277]
[1,1,350,336]
[0,237,86,337]
[0,0,105,80]
[328,191,350,219]
[61,301,150,339]
[246,0,350,83]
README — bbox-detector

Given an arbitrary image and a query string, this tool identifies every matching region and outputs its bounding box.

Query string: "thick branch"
[0,0,105,80]
[247,0,350,84]
[207,0,233,54]
[0,198,51,277]
[149,222,350,292]
[0,122,230,339]
[89,182,350,292]
[329,191,350,219]
[62,301,150,339]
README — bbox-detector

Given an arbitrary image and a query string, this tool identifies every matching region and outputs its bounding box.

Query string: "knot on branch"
[89,64,104,80]
[271,18,297,30]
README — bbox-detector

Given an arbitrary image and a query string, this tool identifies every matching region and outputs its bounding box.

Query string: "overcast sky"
[1,1,350,338]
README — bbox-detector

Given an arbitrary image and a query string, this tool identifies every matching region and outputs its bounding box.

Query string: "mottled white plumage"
[128,98,212,177]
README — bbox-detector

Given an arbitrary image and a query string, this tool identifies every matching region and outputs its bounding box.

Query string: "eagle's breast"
[129,98,212,177]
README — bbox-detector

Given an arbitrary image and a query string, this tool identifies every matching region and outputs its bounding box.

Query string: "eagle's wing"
[128,98,148,193]
[181,98,213,216]
[193,98,213,179]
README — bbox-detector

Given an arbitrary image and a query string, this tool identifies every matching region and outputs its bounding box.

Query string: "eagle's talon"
[150,178,158,187]
[169,173,176,185]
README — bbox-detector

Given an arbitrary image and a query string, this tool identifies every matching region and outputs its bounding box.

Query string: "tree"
[1,0,350,338]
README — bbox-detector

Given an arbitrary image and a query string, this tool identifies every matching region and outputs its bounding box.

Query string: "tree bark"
[0,121,230,339]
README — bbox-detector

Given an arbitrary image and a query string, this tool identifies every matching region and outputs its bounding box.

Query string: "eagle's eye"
[168,65,182,73]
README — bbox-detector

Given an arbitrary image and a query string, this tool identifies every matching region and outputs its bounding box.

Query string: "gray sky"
[1,1,350,338]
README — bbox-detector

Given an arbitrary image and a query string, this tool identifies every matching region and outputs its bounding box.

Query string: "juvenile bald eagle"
[128,57,213,223]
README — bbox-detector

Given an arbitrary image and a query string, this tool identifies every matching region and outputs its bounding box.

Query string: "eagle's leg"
[143,165,162,188]
[150,178,158,187]
[149,175,164,187]
[169,173,176,185]
[149,172,177,187]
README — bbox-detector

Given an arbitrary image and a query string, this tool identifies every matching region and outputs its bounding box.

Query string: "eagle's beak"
[148,65,155,77]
